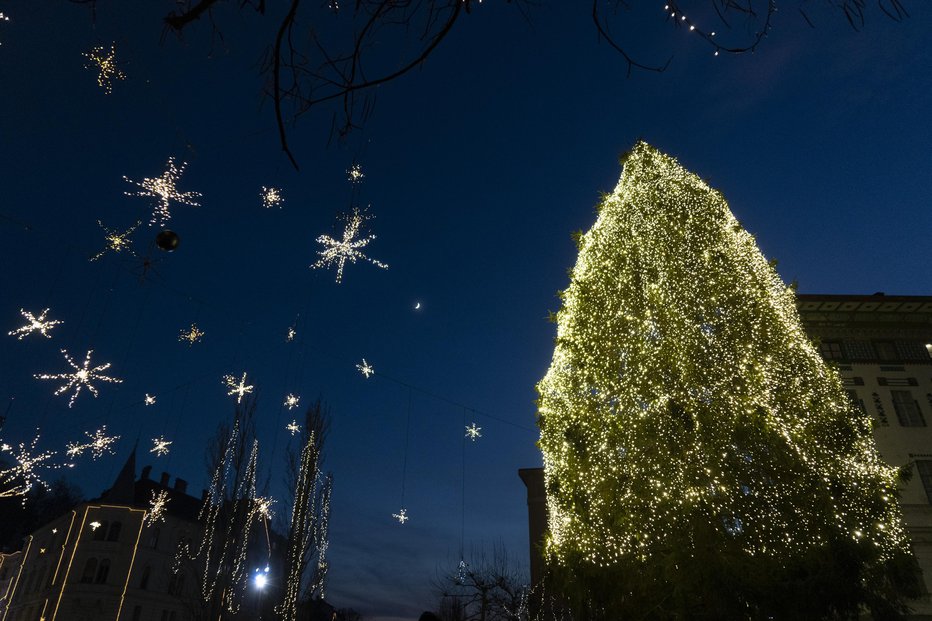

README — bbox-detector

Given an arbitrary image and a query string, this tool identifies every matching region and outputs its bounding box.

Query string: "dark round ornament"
[155,230,180,252]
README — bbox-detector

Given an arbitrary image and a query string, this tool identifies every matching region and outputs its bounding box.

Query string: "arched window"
[132,606,143,621]
[107,522,122,542]
[80,558,97,584]
[139,565,151,590]
[168,572,184,596]
[95,558,111,584]
[147,527,160,550]
[92,520,109,541]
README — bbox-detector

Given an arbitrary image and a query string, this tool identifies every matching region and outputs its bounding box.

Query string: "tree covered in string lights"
[536,142,921,619]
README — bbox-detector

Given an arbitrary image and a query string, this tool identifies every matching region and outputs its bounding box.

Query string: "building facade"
[520,293,932,611]
[2,453,210,621]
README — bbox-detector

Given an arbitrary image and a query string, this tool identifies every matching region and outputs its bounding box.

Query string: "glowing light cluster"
[8,308,63,340]
[91,220,140,261]
[0,433,60,499]
[83,43,126,93]
[356,358,374,378]
[346,163,364,183]
[66,426,120,460]
[124,157,202,226]
[286,420,301,435]
[536,142,913,586]
[465,423,482,441]
[179,323,205,345]
[35,349,122,407]
[147,490,170,525]
[150,436,172,457]
[310,208,388,283]
[145,393,156,405]
[261,186,284,209]
[284,393,301,410]
[223,372,254,403]
[392,508,409,524]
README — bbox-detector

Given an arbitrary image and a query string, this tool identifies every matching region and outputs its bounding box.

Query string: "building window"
[845,390,867,415]
[915,461,932,504]
[819,341,844,360]
[139,565,151,590]
[95,559,110,584]
[160,611,169,621]
[168,572,185,596]
[874,341,897,361]
[926,343,932,359]
[893,390,925,427]
[132,606,143,621]
[147,527,160,550]
[92,521,109,541]
[107,522,121,542]
[80,558,97,584]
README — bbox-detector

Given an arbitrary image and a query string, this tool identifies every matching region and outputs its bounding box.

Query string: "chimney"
[160,472,170,487]
[141,465,152,481]
[174,478,188,494]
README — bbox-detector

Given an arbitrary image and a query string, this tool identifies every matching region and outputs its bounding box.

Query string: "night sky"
[1,2,931,619]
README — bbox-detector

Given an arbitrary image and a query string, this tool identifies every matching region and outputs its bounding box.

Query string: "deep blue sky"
[1,2,931,619]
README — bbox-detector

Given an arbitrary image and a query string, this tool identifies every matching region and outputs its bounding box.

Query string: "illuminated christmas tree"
[536,142,920,618]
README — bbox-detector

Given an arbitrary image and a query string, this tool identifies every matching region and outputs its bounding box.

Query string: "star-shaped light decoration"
[8,308,63,340]
[356,359,374,378]
[255,496,275,521]
[286,420,301,436]
[392,508,409,524]
[89,521,102,531]
[90,220,140,261]
[310,208,388,283]
[144,394,156,406]
[347,163,365,184]
[284,394,301,410]
[465,423,482,442]
[179,323,205,345]
[124,157,202,227]
[66,427,120,460]
[150,436,172,457]
[35,349,122,408]
[83,43,126,94]
[261,186,284,209]
[0,433,59,499]
[146,490,169,525]
[223,372,254,404]
[286,326,297,342]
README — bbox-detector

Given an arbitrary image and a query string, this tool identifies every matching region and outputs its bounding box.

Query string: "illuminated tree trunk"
[536,142,920,619]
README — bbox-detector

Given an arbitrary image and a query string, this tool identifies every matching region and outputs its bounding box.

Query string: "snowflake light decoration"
[90,220,140,261]
[146,490,169,525]
[347,163,365,183]
[8,308,63,340]
[35,349,122,408]
[66,427,120,460]
[286,326,297,342]
[89,521,102,531]
[261,186,284,209]
[83,43,126,94]
[465,423,482,442]
[179,323,205,345]
[150,437,172,457]
[310,208,388,283]
[392,508,409,524]
[284,394,301,410]
[286,420,301,436]
[124,157,202,226]
[356,359,374,378]
[144,394,156,406]
[0,433,59,499]
[223,372,254,404]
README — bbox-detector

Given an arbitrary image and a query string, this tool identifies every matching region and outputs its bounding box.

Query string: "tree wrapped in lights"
[536,142,920,618]
[278,399,333,620]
